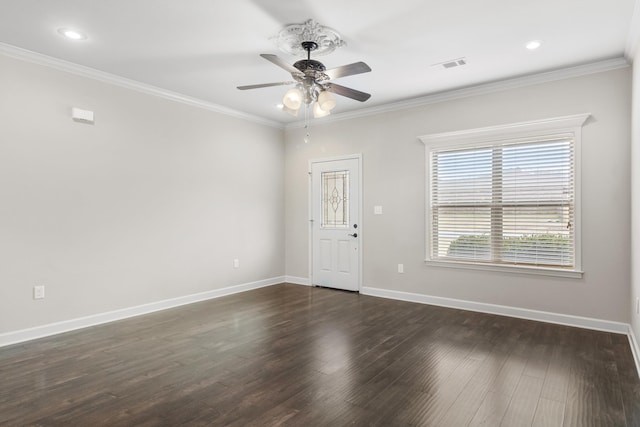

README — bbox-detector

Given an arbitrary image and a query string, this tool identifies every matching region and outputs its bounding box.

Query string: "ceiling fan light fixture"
[283,87,303,110]
[282,104,299,117]
[318,90,336,111]
[238,21,371,123]
[313,102,330,118]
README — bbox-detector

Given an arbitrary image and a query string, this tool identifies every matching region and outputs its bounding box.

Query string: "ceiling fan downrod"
[302,41,317,59]
[293,41,327,75]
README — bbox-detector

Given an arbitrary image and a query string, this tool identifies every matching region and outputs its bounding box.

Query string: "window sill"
[424,259,583,279]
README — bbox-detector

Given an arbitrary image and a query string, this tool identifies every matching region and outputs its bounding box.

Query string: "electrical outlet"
[33,285,45,300]
[233,259,239,268]
[398,264,404,274]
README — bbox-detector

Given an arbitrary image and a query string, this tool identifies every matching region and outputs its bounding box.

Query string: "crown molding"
[1,42,628,131]
[284,57,629,130]
[0,42,283,129]
[625,0,640,61]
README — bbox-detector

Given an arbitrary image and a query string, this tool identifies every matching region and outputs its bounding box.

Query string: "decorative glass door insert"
[321,170,349,228]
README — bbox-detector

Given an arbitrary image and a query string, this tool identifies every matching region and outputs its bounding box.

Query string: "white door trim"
[308,154,363,291]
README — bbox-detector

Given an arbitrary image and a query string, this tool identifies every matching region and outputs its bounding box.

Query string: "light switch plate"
[34,285,45,300]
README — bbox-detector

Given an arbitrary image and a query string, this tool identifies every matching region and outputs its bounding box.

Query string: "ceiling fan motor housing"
[293,59,326,73]
[294,41,326,73]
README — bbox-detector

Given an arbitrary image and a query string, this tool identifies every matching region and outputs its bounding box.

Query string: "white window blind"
[430,134,575,268]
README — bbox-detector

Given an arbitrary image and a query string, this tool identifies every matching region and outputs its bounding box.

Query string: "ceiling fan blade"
[326,83,371,102]
[237,81,295,90]
[260,54,300,75]
[324,62,372,80]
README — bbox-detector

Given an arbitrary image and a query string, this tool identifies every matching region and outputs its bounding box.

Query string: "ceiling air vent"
[433,57,467,69]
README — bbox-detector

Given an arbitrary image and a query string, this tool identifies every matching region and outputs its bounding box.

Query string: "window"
[321,170,350,228]
[420,114,589,277]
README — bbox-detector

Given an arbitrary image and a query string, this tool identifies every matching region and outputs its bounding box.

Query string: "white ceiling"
[0,0,637,125]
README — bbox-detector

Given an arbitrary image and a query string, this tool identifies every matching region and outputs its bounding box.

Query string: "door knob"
[348,233,358,238]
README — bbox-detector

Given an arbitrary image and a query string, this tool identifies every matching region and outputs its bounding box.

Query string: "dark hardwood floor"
[1,283,639,426]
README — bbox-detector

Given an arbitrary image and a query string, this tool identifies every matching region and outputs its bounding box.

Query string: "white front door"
[310,156,360,291]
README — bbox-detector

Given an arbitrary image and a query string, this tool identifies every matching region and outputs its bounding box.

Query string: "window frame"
[419,114,590,278]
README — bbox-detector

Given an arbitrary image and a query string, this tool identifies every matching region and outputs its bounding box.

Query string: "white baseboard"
[0,276,285,348]
[360,286,629,335]
[4,276,636,380]
[628,326,640,379]
[285,276,311,286]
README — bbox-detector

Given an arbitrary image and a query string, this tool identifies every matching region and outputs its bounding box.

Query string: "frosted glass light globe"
[318,90,336,111]
[283,87,303,110]
[313,102,330,118]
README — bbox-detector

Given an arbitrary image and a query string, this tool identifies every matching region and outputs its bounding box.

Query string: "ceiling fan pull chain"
[304,105,311,143]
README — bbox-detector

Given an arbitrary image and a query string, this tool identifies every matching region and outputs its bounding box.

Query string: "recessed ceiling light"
[276,103,284,109]
[526,40,542,50]
[57,28,87,40]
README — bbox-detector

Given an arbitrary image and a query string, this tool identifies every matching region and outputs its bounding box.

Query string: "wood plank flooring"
[1,283,639,426]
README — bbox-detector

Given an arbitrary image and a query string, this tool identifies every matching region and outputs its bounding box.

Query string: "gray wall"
[0,51,633,336]
[0,55,285,334]
[632,44,640,340]
[285,67,631,323]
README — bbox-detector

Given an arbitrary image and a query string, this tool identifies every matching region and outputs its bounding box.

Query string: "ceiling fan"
[237,41,371,118]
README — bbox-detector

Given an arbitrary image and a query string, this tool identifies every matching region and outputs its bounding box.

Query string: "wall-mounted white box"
[71,107,95,124]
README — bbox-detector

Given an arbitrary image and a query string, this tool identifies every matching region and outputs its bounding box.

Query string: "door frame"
[308,154,363,291]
